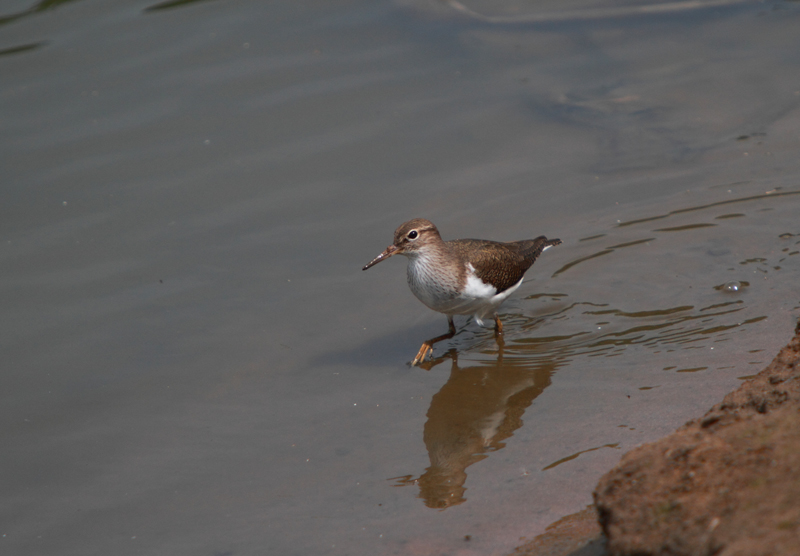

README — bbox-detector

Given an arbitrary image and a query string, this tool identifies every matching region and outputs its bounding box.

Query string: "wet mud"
[593,318,800,555]
[508,318,800,556]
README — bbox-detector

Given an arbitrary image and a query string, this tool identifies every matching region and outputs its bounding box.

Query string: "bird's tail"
[519,236,561,262]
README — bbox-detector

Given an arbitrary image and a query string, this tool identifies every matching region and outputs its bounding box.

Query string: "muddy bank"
[593,319,800,555]
[508,319,800,556]
[507,505,605,556]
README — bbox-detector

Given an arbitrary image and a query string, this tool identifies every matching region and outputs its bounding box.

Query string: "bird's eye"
[407,230,419,240]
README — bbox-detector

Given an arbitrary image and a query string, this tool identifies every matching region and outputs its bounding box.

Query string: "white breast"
[405,255,523,324]
[406,252,461,312]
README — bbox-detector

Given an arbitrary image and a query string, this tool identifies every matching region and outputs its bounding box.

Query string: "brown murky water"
[2,1,799,555]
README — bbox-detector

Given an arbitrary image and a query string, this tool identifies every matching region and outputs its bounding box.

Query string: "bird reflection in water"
[390,338,555,509]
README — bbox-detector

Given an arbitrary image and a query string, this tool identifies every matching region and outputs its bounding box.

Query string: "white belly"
[458,273,523,324]
[407,257,522,323]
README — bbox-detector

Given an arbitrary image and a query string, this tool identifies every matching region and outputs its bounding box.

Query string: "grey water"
[2,0,800,554]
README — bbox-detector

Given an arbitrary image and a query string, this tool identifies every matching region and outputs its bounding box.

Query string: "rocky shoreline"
[510,319,800,556]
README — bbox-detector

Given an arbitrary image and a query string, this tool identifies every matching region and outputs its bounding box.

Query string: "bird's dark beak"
[362,245,398,270]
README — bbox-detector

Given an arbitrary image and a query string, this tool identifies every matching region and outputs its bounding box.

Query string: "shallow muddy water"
[2,1,800,555]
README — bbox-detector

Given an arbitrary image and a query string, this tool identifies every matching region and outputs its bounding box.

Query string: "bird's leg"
[493,314,504,336]
[412,316,456,366]
[493,315,505,355]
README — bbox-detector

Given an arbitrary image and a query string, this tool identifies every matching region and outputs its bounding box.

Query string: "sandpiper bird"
[363,218,561,365]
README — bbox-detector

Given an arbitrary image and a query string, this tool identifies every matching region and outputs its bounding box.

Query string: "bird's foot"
[411,317,456,367]
[412,342,433,366]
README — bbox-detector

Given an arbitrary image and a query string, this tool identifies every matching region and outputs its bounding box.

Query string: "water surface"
[2,1,800,555]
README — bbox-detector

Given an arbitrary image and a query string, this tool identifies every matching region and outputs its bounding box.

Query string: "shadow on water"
[389,341,557,509]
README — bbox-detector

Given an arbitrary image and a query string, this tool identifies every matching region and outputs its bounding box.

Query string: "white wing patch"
[463,263,497,299]
[459,263,525,325]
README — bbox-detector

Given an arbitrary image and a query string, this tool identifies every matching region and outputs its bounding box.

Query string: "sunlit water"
[2,1,800,555]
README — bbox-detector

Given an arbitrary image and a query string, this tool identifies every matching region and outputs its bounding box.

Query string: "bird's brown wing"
[450,237,561,293]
